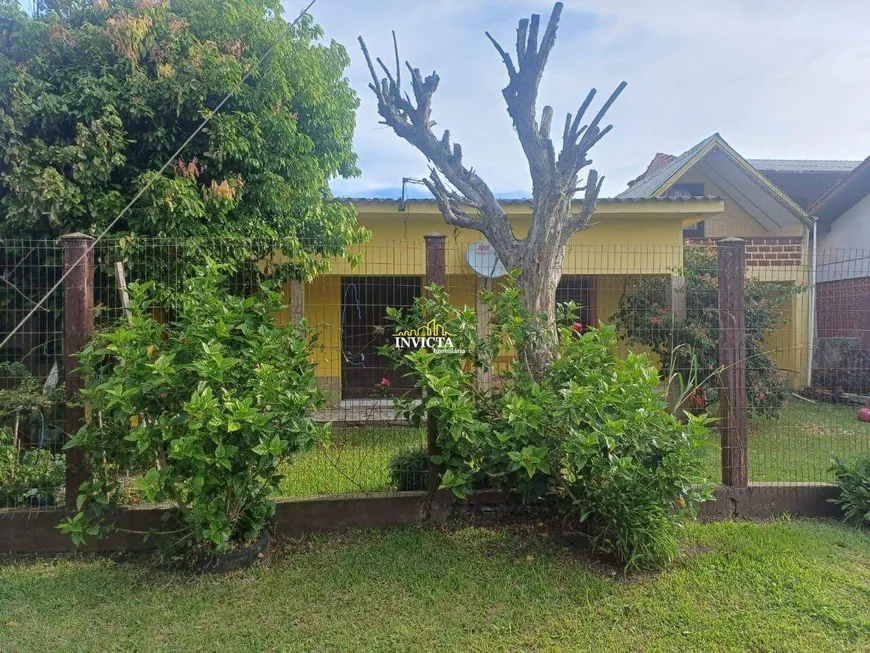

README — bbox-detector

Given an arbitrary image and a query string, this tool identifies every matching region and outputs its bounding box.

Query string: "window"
[683,220,705,239]
[669,183,707,238]
[556,276,594,329]
[667,182,704,198]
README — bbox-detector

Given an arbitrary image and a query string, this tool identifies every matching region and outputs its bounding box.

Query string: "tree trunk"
[515,245,564,378]
[360,4,624,381]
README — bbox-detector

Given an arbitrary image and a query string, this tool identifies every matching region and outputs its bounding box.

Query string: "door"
[340,276,422,400]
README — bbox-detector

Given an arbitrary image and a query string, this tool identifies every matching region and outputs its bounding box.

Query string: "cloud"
[290,0,870,198]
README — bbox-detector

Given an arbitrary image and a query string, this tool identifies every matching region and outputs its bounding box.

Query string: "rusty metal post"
[62,234,95,510]
[717,237,749,488]
[424,233,447,492]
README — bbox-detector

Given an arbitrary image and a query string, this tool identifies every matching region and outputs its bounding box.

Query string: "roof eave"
[646,136,813,228]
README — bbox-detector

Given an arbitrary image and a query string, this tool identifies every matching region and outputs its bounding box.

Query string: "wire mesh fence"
[2,234,870,515]
[0,239,66,512]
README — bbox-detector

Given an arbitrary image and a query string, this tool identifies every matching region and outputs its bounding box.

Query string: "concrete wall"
[817,191,870,283]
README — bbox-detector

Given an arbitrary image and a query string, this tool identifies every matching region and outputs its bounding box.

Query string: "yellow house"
[282,134,813,406]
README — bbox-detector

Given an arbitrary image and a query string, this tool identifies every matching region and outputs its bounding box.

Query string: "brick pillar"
[717,237,748,488]
[424,234,446,492]
[62,234,95,510]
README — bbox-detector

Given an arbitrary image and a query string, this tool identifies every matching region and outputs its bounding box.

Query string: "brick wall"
[816,275,870,341]
[685,237,803,266]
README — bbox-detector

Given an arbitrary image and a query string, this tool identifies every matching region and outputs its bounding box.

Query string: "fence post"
[424,233,446,493]
[717,237,749,488]
[62,233,95,511]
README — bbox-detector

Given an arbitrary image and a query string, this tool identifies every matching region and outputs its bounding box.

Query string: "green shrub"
[830,456,870,527]
[388,445,430,492]
[613,241,806,417]
[60,263,327,554]
[0,438,65,507]
[383,275,713,569]
[0,363,65,507]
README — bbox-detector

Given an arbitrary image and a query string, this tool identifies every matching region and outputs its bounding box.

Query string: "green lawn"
[2,519,869,652]
[278,403,870,498]
[700,401,870,484]
[278,426,424,497]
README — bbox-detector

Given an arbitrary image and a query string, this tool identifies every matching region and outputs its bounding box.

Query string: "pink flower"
[650,316,661,325]
[380,377,391,388]
[572,321,584,333]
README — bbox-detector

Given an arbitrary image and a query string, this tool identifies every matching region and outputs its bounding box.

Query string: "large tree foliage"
[0,0,367,270]
[360,2,624,375]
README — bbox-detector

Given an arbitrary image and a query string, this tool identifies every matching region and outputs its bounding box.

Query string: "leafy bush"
[383,275,713,569]
[830,456,870,527]
[0,363,65,507]
[0,439,65,507]
[613,241,806,417]
[388,445,430,492]
[61,263,327,554]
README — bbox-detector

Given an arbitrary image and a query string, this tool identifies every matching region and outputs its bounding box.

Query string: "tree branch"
[559,81,626,178]
[488,3,564,194]
[423,169,482,231]
[360,3,622,280]
[564,169,604,239]
[358,34,517,251]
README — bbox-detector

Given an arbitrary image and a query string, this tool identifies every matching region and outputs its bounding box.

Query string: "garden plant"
[60,262,327,559]
[384,274,714,569]
[830,454,870,528]
[613,240,806,417]
[0,363,65,507]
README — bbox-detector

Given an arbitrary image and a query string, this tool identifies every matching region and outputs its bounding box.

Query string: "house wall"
[816,276,870,341]
[676,169,807,240]
[280,200,808,400]
[817,191,870,283]
[285,209,691,401]
[324,211,690,277]
[764,292,810,390]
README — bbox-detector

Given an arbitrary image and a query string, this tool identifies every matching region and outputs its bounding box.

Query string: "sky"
[289,0,870,199]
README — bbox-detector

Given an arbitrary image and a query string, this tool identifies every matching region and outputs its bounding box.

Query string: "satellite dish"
[466,240,505,278]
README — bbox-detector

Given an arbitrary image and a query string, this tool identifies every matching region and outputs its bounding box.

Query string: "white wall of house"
[817,192,870,282]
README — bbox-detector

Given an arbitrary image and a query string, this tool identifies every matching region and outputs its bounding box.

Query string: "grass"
[1,519,869,652]
[278,427,424,497]
[277,402,870,498]
[700,401,870,484]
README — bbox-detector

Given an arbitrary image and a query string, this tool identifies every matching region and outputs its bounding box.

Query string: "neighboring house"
[618,133,813,244]
[279,196,724,404]
[750,159,859,210]
[617,134,815,387]
[808,155,870,345]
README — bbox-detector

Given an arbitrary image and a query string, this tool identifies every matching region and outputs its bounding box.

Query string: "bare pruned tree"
[359,2,625,374]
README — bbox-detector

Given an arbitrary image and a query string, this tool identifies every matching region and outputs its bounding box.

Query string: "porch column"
[670,274,687,318]
[289,280,305,322]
